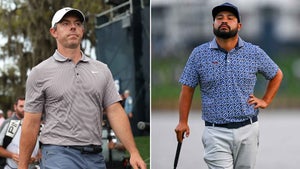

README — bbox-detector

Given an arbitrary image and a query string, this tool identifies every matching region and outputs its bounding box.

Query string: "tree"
[0,0,108,113]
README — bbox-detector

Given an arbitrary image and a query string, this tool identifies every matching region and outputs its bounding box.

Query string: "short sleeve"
[179,48,200,88]
[102,67,122,109]
[24,67,45,113]
[256,47,279,80]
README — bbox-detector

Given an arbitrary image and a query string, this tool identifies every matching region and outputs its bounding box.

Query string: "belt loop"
[249,117,253,124]
[212,123,215,127]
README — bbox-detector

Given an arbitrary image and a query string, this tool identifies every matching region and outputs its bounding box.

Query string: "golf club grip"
[174,132,185,169]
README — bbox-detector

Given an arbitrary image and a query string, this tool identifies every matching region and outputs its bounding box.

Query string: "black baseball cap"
[212,2,240,23]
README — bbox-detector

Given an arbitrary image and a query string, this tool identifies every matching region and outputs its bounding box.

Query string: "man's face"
[14,99,25,119]
[213,11,241,39]
[50,15,84,49]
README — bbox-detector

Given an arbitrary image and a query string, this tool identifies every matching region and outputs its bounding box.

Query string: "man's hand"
[175,123,189,143]
[130,152,147,169]
[248,94,268,109]
[11,153,19,164]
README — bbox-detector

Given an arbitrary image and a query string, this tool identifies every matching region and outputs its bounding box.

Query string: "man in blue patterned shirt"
[175,2,283,169]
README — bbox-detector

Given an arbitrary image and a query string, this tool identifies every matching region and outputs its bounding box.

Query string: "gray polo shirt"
[25,50,121,146]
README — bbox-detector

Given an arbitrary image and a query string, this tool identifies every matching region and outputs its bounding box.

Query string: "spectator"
[0,111,5,127]
[0,97,40,169]
[124,90,133,119]
[5,110,14,119]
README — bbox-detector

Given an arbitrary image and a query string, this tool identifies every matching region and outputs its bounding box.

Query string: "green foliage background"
[152,53,300,110]
[135,136,150,168]
[0,0,109,114]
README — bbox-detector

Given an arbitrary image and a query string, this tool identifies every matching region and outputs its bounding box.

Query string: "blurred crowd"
[0,108,15,127]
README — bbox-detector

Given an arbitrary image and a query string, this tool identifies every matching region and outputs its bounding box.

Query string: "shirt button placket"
[75,65,79,76]
[74,65,80,84]
[226,53,231,72]
[226,53,230,63]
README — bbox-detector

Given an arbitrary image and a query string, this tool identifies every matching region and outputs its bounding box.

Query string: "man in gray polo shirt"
[19,7,146,169]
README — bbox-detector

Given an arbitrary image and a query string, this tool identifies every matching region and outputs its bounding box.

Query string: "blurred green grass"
[135,136,150,168]
[152,53,300,110]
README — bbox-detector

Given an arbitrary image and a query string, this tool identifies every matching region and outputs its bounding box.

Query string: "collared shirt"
[25,50,121,146]
[179,37,279,124]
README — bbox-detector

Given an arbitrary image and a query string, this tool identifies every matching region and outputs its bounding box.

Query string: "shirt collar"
[209,36,244,50]
[53,50,90,62]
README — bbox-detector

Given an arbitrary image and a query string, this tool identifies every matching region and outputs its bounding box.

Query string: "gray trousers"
[202,122,259,169]
[40,145,106,169]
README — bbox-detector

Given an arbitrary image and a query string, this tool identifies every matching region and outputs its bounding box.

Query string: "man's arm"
[0,147,18,162]
[248,69,283,108]
[175,85,195,143]
[19,112,42,169]
[105,103,146,169]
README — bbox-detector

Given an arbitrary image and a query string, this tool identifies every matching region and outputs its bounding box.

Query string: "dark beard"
[213,26,238,39]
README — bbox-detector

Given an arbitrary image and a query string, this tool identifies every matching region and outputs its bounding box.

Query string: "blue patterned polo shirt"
[179,37,279,124]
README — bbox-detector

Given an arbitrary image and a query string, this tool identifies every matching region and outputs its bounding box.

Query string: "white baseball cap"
[51,7,85,28]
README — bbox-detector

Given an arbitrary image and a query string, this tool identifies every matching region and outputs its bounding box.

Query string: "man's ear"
[49,27,57,38]
[238,23,242,31]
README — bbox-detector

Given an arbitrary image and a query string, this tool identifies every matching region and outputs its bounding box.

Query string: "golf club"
[173,133,184,169]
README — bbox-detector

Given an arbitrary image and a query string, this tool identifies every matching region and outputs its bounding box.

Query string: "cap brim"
[62,10,85,23]
[51,8,85,28]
